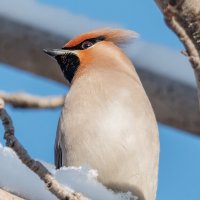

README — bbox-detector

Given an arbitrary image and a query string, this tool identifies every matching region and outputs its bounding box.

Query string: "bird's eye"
[81,41,93,49]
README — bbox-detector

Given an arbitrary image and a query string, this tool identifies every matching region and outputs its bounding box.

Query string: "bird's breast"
[60,70,158,166]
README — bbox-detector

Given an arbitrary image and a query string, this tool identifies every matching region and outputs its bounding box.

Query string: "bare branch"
[155,0,200,107]
[0,102,90,200]
[0,98,5,109]
[0,188,25,200]
[0,91,64,109]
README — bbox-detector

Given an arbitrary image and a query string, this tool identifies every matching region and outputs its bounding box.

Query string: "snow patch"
[0,143,136,200]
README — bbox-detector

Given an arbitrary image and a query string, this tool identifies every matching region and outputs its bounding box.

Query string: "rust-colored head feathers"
[44,28,139,83]
[64,28,138,48]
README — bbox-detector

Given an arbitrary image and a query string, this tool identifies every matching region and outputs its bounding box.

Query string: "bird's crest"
[63,28,138,48]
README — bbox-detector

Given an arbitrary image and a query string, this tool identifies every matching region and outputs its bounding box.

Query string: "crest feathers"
[99,28,138,46]
[64,28,138,48]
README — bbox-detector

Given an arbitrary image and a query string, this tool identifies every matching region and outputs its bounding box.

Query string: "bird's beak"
[43,49,68,58]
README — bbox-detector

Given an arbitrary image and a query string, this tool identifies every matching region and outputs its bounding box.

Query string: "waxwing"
[44,28,160,200]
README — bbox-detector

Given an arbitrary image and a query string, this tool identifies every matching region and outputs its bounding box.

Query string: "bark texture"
[155,0,200,105]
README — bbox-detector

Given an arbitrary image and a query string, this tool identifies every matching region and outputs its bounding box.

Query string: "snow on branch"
[0,99,90,200]
[0,91,64,109]
[155,0,200,107]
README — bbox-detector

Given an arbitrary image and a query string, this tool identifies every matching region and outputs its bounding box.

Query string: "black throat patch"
[55,53,80,83]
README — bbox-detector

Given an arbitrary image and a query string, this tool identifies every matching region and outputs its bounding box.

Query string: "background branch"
[155,0,200,106]
[1,16,200,134]
[0,91,64,109]
[0,99,90,200]
[0,188,25,200]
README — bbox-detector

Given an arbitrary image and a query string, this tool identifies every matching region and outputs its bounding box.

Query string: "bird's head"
[44,28,138,84]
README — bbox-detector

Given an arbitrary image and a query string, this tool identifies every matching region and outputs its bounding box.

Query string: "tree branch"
[0,99,90,200]
[0,188,25,200]
[0,91,64,109]
[155,0,200,107]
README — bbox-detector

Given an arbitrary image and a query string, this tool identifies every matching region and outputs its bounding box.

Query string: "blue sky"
[38,0,184,49]
[0,1,200,200]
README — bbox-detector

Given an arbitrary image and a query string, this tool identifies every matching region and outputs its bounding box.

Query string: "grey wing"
[54,118,63,169]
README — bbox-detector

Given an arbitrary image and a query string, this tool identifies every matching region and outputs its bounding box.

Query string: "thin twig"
[0,100,90,200]
[0,91,65,109]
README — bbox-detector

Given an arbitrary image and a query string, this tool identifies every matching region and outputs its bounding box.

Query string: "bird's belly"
[62,100,137,163]
[60,100,159,200]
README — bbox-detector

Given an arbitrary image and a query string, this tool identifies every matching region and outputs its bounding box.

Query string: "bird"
[44,28,160,200]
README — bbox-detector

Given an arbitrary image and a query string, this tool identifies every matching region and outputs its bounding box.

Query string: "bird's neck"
[73,48,140,85]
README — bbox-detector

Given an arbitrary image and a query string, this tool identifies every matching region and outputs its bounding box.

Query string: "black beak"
[43,49,68,58]
[43,48,80,83]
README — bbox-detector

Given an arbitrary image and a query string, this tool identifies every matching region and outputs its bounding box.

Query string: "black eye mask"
[55,53,80,83]
[62,36,105,51]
